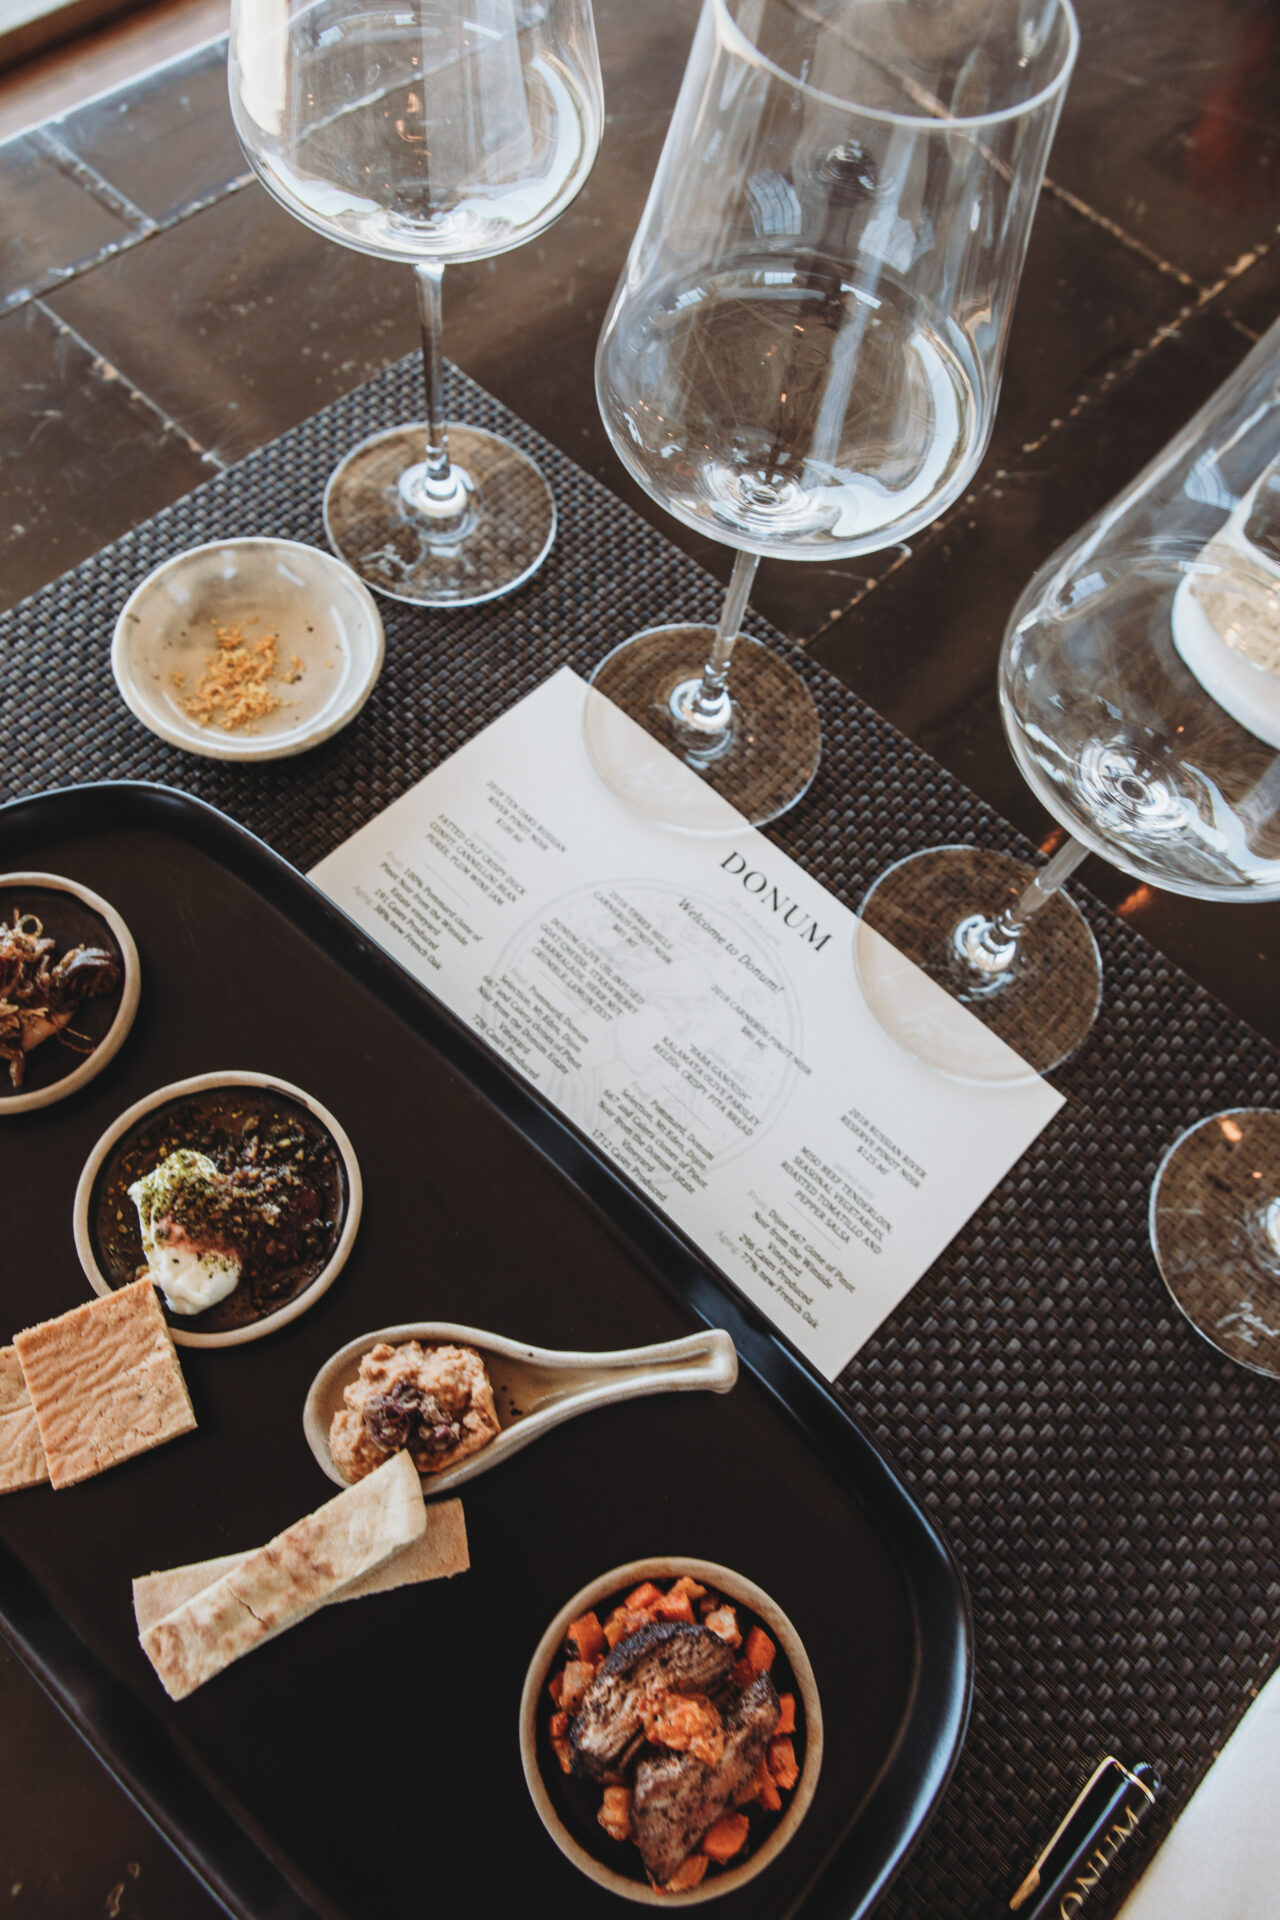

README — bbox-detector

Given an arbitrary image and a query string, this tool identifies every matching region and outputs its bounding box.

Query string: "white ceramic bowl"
[520,1556,823,1905]
[73,1070,363,1348]
[0,873,140,1116]
[112,537,385,760]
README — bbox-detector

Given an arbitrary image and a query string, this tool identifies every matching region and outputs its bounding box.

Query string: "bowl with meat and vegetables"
[0,874,138,1114]
[520,1558,822,1902]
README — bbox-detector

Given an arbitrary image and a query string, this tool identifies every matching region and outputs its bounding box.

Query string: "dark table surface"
[1,3,1279,1915]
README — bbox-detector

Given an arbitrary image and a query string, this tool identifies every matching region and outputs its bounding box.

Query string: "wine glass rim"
[708,0,1080,129]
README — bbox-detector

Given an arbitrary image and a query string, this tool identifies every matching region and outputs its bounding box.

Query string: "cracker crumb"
[180,619,302,732]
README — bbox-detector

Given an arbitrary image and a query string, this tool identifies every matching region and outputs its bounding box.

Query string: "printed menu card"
[311,668,1061,1378]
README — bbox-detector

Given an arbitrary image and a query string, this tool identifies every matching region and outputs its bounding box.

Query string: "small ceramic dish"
[520,1556,823,1905]
[0,873,140,1115]
[304,1324,737,1491]
[73,1070,362,1348]
[111,537,385,760]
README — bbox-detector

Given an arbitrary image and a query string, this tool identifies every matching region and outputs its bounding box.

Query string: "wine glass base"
[855,845,1102,1083]
[323,422,555,607]
[1150,1108,1280,1377]
[584,625,821,829]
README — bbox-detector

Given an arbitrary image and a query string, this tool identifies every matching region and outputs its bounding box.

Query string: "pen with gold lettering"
[1009,1756,1160,1919]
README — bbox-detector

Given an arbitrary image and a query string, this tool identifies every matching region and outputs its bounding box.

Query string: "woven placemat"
[3,357,1279,1920]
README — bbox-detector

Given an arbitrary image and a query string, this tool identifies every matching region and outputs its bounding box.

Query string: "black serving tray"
[0,783,970,1920]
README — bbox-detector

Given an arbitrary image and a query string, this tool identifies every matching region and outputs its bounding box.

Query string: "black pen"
[1009,1756,1161,1919]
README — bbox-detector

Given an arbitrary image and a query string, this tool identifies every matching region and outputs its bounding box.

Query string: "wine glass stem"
[957,833,1089,975]
[407,261,471,526]
[415,261,450,485]
[675,550,760,735]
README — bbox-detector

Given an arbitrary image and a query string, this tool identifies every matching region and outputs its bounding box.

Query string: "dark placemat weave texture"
[2,357,1279,1920]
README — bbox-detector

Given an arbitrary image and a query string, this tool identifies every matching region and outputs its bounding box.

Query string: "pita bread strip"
[14,1279,195,1489]
[132,1497,469,1633]
[140,1450,426,1700]
[0,1345,48,1493]
[134,1553,245,1631]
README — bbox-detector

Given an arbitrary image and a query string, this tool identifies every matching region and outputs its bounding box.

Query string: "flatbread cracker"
[14,1279,195,1490]
[0,1345,48,1492]
[131,1498,469,1634]
[140,1449,426,1700]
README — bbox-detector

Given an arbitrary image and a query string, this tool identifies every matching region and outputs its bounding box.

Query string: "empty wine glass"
[585,0,1078,828]
[1150,1109,1280,1378]
[229,0,603,606]
[856,313,1280,1086]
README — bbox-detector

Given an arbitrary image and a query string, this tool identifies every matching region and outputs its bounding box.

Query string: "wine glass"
[1150,1109,1280,1379]
[228,0,603,607]
[584,0,1078,829]
[856,313,1280,1087]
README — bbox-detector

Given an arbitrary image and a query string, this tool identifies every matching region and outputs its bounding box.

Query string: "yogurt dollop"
[128,1148,242,1315]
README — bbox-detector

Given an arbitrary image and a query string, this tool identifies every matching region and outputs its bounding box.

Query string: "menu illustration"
[312,668,1062,1378]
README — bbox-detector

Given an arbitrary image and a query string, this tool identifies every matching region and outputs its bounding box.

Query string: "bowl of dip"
[73,1070,362,1348]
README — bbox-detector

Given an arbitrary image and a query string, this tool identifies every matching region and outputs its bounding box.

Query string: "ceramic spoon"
[303,1322,739,1493]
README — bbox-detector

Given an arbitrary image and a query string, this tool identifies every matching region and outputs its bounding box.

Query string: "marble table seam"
[31,124,158,236]
[1042,173,1208,294]
[30,295,225,470]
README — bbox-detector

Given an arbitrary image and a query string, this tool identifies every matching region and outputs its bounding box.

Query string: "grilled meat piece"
[631,1673,781,1884]
[569,1623,734,1781]
[46,945,120,1013]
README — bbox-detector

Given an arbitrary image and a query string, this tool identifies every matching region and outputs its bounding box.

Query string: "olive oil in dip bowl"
[73,1070,362,1348]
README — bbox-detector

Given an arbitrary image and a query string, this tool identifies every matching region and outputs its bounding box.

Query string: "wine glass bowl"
[596,261,989,561]
[228,0,603,606]
[588,0,1078,827]
[1002,537,1280,899]
[231,5,599,265]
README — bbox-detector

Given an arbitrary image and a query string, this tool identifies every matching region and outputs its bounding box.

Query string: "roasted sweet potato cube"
[604,1603,652,1648]
[661,1853,709,1893]
[599,1786,633,1842]
[566,1609,607,1663]
[767,1735,800,1791]
[625,1580,665,1612]
[701,1812,750,1862]
[743,1625,776,1674]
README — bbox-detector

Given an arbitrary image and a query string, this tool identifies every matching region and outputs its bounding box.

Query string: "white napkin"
[1119,1666,1280,1920]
